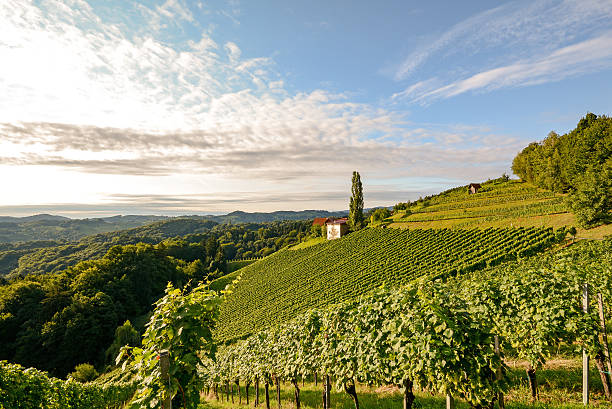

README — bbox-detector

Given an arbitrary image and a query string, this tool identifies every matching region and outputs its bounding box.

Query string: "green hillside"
[388,178,612,238]
[0,218,314,277]
[215,226,558,342]
[0,215,169,243]
[0,218,218,276]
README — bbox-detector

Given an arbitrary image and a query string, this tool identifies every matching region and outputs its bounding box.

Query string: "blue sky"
[1,0,611,217]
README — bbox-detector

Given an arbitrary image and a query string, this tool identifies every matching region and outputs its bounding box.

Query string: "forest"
[0,219,313,378]
[0,218,316,277]
[512,113,611,227]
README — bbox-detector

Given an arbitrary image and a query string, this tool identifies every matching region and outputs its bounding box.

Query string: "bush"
[371,208,391,223]
[393,202,410,212]
[567,167,612,228]
[69,363,99,383]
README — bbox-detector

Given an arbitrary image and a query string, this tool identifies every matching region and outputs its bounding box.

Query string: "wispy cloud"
[396,32,612,103]
[0,0,271,129]
[0,0,528,215]
[392,0,612,102]
[0,119,521,183]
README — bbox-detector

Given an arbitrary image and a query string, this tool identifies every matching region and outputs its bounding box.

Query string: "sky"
[1,0,612,218]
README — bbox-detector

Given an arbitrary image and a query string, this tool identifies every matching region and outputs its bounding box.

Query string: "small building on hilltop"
[468,183,482,194]
[326,218,348,240]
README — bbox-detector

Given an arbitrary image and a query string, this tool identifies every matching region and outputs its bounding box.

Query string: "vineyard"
[0,361,135,409]
[386,178,598,233]
[398,197,566,222]
[200,238,612,409]
[214,226,559,342]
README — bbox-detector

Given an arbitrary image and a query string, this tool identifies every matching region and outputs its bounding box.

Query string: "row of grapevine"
[215,227,560,342]
[204,242,612,408]
[401,197,566,222]
[410,191,558,214]
[205,283,505,409]
[425,180,545,206]
[0,361,135,409]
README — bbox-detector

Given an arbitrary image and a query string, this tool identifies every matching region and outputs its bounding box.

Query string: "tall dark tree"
[349,171,365,230]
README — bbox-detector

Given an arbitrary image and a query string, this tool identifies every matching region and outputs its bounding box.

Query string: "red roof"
[312,217,330,226]
[327,217,348,225]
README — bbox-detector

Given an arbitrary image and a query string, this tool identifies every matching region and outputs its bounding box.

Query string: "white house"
[326,218,348,240]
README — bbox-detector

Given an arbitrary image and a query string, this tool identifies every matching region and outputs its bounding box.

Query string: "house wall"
[327,223,348,240]
[327,224,342,240]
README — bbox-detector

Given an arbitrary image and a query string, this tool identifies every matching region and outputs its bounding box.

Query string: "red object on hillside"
[312,217,331,226]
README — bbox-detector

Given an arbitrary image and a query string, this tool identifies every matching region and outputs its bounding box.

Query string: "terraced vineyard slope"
[388,178,612,238]
[215,226,557,341]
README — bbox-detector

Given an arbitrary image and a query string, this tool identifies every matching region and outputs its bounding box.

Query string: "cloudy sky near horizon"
[1,0,611,217]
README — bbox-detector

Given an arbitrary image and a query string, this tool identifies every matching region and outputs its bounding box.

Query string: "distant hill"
[0,218,218,276]
[180,210,344,224]
[0,215,169,243]
[0,214,70,223]
[0,217,319,277]
[0,210,343,244]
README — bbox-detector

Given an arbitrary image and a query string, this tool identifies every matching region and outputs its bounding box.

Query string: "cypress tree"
[349,171,364,230]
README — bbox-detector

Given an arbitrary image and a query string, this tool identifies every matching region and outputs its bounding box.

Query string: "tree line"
[0,220,313,378]
[512,113,611,227]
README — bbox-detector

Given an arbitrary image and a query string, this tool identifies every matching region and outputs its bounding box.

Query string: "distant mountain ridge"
[0,214,70,223]
[204,210,343,224]
[0,215,170,243]
[0,210,343,243]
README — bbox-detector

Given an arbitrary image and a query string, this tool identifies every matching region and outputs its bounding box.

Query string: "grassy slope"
[226,259,260,273]
[388,179,611,239]
[289,237,326,250]
[210,270,242,292]
[200,358,610,408]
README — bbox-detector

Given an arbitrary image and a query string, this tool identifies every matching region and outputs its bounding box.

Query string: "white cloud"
[397,32,612,103]
[395,0,612,80]
[156,0,194,22]
[392,0,612,104]
[0,0,523,214]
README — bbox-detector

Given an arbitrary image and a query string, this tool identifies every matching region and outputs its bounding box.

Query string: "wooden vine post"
[598,294,612,377]
[495,335,505,409]
[583,283,589,406]
[597,293,612,400]
[159,350,172,409]
[446,393,455,409]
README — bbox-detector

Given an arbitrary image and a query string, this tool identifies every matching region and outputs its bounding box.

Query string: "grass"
[289,237,326,250]
[199,358,611,408]
[209,269,243,292]
[227,259,261,273]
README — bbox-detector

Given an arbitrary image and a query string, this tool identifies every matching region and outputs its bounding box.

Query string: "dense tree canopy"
[0,219,316,377]
[1,219,313,277]
[512,113,612,226]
